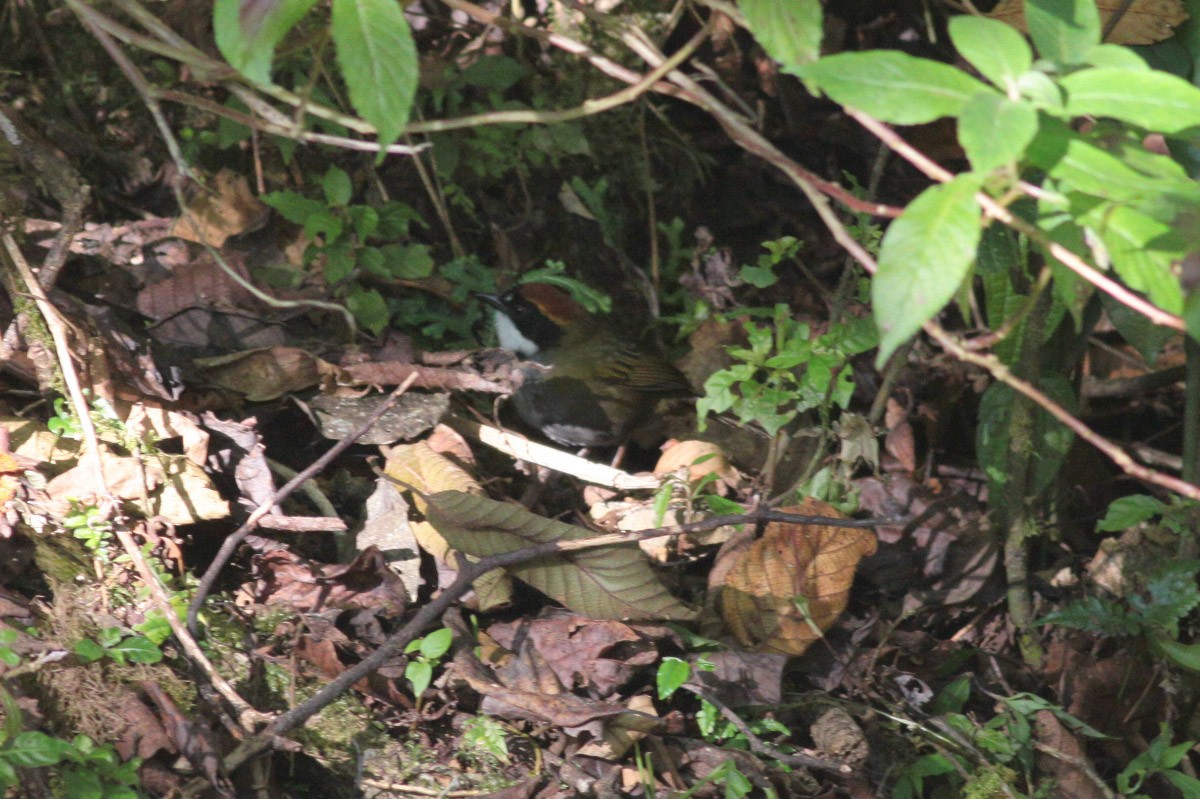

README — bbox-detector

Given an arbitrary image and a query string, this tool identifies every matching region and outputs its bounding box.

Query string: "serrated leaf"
[5,731,71,768]
[1025,0,1101,64]
[873,175,983,364]
[1060,67,1200,133]
[1038,595,1143,635]
[345,286,389,335]
[741,0,823,72]
[948,15,1033,89]
[331,0,418,149]
[420,490,697,621]
[958,94,1039,172]
[1099,491,1161,527]
[798,52,992,125]
[214,0,320,84]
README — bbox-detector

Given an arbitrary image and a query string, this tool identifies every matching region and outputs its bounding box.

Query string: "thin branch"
[678,684,849,774]
[186,374,419,636]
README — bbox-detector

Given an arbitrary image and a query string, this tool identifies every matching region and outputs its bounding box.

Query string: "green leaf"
[1025,0,1100,65]
[741,0,823,72]
[1091,207,1187,313]
[6,731,71,767]
[1039,596,1143,635]
[1152,634,1200,673]
[73,638,105,663]
[380,243,435,279]
[948,15,1033,89]
[873,175,983,364]
[1164,770,1200,799]
[958,94,1038,172]
[798,52,992,125]
[419,628,453,660]
[346,286,390,335]
[331,0,418,149]
[739,262,778,288]
[656,657,691,700]
[1099,491,1161,527]
[110,635,162,664]
[261,191,324,225]
[460,56,527,90]
[406,660,433,697]
[1085,44,1150,70]
[322,167,353,207]
[1060,68,1200,133]
[213,0,320,84]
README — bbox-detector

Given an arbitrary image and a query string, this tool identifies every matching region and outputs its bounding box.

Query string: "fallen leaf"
[717,498,877,654]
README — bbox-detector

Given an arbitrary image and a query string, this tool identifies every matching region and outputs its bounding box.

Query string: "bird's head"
[476,283,589,356]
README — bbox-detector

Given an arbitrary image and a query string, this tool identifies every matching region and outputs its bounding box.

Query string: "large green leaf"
[958,94,1039,172]
[1087,206,1187,314]
[1060,68,1200,134]
[331,0,419,149]
[798,52,992,125]
[873,175,983,364]
[1025,0,1100,65]
[741,0,822,72]
[1026,124,1200,208]
[422,490,698,621]
[213,0,319,84]
[948,15,1033,90]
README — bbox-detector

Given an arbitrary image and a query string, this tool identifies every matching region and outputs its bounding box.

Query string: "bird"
[476,283,696,448]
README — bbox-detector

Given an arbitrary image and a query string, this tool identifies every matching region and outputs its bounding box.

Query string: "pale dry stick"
[113,519,270,731]
[845,108,1186,333]
[187,373,419,637]
[451,417,661,490]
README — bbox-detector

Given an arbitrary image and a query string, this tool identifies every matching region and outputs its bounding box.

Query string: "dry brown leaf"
[196,347,341,402]
[654,440,740,488]
[717,498,877,655]
[987,0,1187,45]
[45,453,229,525]
[384,442,511,609]
[170,170,269,247]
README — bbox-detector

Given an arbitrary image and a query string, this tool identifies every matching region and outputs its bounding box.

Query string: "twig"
[186,374,419,636]
[678,685,849,774]
[218,501,892,776]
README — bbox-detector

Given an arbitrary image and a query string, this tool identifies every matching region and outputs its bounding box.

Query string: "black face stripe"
[502,291,564,350]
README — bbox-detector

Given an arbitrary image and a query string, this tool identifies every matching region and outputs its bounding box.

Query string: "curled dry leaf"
[45,453,229,525]
[988,0,1187,45]
[717,498,876,655]
[170,169,269,248]
[654,440,740,490]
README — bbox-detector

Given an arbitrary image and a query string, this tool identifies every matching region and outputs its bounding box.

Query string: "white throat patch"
[493,311,540,357]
